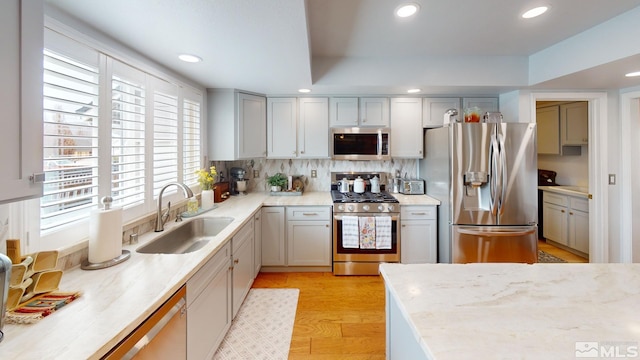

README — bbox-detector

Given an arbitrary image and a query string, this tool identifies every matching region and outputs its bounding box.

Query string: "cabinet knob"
[325,224,329,228]
[234,259,239,264]
[569,212,574,215]
[300,150,305,154]
[561,210,565,213]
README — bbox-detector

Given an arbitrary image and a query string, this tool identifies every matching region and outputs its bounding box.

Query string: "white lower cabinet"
[542,191,589,255]
[261,207,286,266]
[253,211,262,278]
[400,206,437,264]
[232,219,255,318]
[186,242,231,360]
[286,207,332,266]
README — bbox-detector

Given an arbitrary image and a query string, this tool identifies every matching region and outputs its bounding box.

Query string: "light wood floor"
[252,272,386,359]
[538,239,589,263]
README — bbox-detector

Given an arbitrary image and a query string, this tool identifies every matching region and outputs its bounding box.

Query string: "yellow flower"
[196,166,217,190]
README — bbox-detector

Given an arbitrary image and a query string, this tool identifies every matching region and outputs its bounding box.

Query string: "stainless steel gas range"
[331,172,400,275]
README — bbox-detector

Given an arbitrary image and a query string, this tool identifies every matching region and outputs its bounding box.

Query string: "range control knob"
[347,205,355,212]
[387,205,395,212]
[377,205,385,212]
[362,205,370,211]
[337,205,344,211]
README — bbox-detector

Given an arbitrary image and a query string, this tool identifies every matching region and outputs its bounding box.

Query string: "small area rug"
[214,288,299,360]
[538,250,567,263]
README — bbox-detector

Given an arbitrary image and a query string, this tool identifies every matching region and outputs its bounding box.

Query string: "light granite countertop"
[2,191,438,359]
[539,185,589,198]
[380,263,640,359]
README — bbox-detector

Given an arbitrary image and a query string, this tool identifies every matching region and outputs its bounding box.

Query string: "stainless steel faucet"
[155,182,194,232]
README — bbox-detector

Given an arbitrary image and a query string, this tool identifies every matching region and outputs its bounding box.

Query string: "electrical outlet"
[253,170,259,178]
[311,169,317,178]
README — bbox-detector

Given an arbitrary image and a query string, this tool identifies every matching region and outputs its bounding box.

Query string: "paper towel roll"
[88,207,123,264]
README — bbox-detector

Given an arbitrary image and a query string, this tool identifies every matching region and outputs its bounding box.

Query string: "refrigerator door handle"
[456,226,536,237]
[489,132,500,216]
[498,132,508,215]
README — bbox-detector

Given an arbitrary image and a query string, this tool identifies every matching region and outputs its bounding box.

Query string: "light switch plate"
[609,174,616,185]
[311,169,317,178]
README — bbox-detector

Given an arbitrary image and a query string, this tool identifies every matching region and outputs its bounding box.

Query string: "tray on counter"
[270,190,303,196]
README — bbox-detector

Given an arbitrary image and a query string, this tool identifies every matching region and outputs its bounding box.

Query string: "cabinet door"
[360,97,390,127]
[462,97,498,113]
[267,97,297,158]
[0,0,44,203]
[561,102,588,146]
[390,98,423,158]
[298,97,329,158]
[422,98,460,128]
[401,220,437,264]
[329,97,359,127]
[536,106,560,155]
[238,93,266,159]
[287,220,331,266]
[232,221,254,318]
[187,259,231,360]
[253,212,262,278]
[261,207,286,266]
[569,209,589,254]
[543,202,568,246]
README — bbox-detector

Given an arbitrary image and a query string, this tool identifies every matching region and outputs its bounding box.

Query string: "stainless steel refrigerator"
[420,120,538,263]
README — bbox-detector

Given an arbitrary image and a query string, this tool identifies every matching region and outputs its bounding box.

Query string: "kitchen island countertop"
[380,263,640,359]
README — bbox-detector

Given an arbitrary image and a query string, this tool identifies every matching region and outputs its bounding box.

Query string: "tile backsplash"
[212,158,418,192]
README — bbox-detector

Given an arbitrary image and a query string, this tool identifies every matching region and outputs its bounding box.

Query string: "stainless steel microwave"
[330,128,391,160]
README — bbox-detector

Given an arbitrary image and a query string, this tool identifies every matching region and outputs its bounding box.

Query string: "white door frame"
[620,90,640,263]
[531,92,608,263]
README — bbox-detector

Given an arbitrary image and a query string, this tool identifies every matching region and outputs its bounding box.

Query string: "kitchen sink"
[136,217,234,254]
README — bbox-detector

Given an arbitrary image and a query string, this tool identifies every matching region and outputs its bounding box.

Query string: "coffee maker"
[229,167,247,196]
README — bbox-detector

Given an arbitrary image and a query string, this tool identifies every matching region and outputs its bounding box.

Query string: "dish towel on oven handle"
[375,216,392,249]
[341,216,360,248]
[359,216,376,249]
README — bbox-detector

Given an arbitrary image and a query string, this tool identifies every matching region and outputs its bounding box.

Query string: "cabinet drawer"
[401,206,436,220]
[543,192,568,207]
[286,206,330,220]
[187,241,230,306]
[570,197,589,212]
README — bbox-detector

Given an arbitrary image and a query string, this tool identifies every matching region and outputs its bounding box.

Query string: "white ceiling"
[46,0,640,95]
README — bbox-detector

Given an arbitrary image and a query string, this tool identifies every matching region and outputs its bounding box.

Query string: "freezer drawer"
[451,225,537,264]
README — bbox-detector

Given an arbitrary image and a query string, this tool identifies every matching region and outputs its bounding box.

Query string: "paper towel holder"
[81,197,131,270]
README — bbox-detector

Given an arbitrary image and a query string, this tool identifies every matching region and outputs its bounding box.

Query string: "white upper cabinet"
[329,97,359,127]
[208,90,266,161]
[267,97,329,159]
[298,97,329,158]
[267,97,297,158]
[360,97,390,127]
[330,97,389,127]
[560,102,588,146]
[390,98,423,158]
[0,0,44,204]
[536,106,561,155]
[462,97,499,114]
[422,98,461,128]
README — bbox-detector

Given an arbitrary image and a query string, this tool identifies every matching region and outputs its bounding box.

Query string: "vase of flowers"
[196,166,217,209]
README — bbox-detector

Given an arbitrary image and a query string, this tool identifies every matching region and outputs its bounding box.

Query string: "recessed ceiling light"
[522,6,549,19]
[407,88,421,93]
[625,71,640,77]
[178,54,202,63]
[298,88,311,93]
[396,3,420,18]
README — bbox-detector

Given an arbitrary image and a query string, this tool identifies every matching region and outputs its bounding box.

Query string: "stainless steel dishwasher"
[103,286,187,360]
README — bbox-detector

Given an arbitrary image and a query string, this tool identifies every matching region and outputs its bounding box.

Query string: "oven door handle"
[333,214,399,221]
